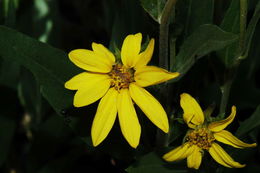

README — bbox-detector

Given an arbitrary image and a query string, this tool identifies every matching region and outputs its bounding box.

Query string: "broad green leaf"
[176,0,214,37]
[236,105,260,137]
[126,152,187,173]
[217,0,240,66]
[140,0,166,23]
[0,25,80,113]
[171,24,238,79]
[0,58,20,89]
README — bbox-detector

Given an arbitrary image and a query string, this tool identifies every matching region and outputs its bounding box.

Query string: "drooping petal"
[163,143,195,162]
[180,93,204,128]
[65,72,110,90]
[121,33,142,68]
[117,89,141,148]
[91,88,118,147]
[68,49,113,73]
[214,130,257,149]
[129,84,169,133]
[73,77,111,107]
[134,66,180,87]
[208,106,236,132]
[187,146,202,169]
[208,143,245,168]
[92,42,115,63]
[135,38,155,68]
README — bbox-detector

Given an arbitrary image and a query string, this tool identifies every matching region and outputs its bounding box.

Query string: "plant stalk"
[219,0,247,114]
[159,0,178,69]
[156,0,177,148]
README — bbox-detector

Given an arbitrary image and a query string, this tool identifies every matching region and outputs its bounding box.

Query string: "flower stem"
[156,0,177,148]
[219,0,247,114]
[239,0,247,56]
[159,0,178,69]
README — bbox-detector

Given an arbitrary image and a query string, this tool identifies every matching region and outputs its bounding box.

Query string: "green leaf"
[171,24,238,80]
[217,0,240,66]
[140,0,166,23]
[0,58,20,89]
[236,105,260,137]
[0,25,79,113]
[242,1,260,59]
[126,152,187,173]
[176,0,214,37]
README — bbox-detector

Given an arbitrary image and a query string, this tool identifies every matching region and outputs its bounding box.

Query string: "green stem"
[156,0,177,148]
[219,73,233,114]
[219,0,247,115]
[159,0,178,69]
[239,0,247,56]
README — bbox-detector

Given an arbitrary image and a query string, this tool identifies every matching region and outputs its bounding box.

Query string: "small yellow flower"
[65,33,179,148]
[163,93,257,169]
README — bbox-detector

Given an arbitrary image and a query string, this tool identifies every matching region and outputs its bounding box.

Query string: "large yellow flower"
[163,93,256,169]
[65,33,179,148]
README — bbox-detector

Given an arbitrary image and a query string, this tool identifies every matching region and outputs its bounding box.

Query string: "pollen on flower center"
[186,128,215,150]
[108,64,135,91]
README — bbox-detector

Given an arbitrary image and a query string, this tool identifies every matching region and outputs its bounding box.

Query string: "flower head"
[65,33,179,148]
[163,93,257,169]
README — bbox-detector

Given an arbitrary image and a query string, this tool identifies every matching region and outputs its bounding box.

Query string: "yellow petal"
[208,106,236,132]
[163,143,194,162]
[180,93,204,128]
[135,38,155,68]
[187,146,202,169]
[121,33,142,68]
[214,130,257,149]
[68,49,113,73]
[117,89,141,148]
[91,88,118,147]
[129,84,169,133]
[208,143,245,168]
[73,76,111,107]
[92,42,115,63]
[65,72,110,90]
[134,66,180,87]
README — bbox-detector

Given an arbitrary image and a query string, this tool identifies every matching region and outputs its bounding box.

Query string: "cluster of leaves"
[0,0,259,172]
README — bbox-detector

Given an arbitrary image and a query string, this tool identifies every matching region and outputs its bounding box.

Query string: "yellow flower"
[163,93,257,169]
[65,33,179,148]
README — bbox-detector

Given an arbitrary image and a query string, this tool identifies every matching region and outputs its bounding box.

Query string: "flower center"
[186,128,215,150]
[108,64,134,90]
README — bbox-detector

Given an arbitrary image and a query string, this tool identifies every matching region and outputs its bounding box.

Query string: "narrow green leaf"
[236,105,260,137]
[140,0,166,23]
[242,1,260,59]
[171,24,238,80]
[0,25,80,113]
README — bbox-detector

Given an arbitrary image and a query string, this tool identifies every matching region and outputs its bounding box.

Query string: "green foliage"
[236,105,260,137]
[171,24,238,79]
[0,0,259,172]
[127,152,187,173]
[140,0,166,23]
[0,26,79,112]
